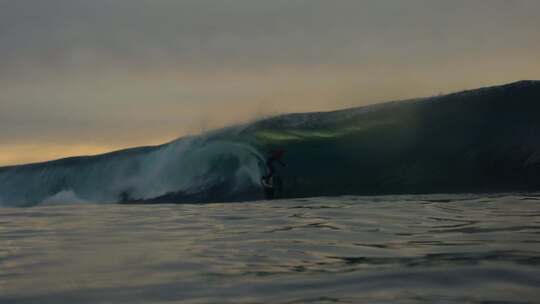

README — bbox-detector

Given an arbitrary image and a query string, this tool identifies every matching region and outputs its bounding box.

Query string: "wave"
[0,134,265,207]
[1,80,540,207]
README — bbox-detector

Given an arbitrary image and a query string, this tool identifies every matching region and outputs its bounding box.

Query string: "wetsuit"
[263,150,285,182]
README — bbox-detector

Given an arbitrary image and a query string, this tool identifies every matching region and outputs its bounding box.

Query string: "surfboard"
[261,177,275,199]
[261,176,284,200]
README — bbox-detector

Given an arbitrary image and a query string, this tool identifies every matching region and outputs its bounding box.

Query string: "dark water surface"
[1,194,540,303]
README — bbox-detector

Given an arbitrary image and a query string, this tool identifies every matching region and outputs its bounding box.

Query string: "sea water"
[1,194,539,303]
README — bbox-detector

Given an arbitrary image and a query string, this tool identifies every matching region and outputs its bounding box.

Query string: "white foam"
[41,190,90,205]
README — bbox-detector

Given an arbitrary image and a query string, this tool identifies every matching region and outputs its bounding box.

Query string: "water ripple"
[1,194,539,303]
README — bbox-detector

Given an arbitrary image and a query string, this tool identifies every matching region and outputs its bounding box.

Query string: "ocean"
[1,193,539,303]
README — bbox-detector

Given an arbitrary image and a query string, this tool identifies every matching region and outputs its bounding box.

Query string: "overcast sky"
[1,0,539,165]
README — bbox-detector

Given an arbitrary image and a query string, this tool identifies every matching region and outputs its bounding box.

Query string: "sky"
[1,0,539,166]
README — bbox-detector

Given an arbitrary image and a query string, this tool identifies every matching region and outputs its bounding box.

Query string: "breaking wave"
[0,135,265,207]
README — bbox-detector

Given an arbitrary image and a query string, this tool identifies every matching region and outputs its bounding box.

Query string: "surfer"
[262,149,286,187]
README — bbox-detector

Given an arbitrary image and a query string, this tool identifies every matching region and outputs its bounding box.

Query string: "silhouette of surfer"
[262,149,285,188]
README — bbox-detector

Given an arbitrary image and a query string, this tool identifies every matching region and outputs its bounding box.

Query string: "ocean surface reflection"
[1,194,539,303]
